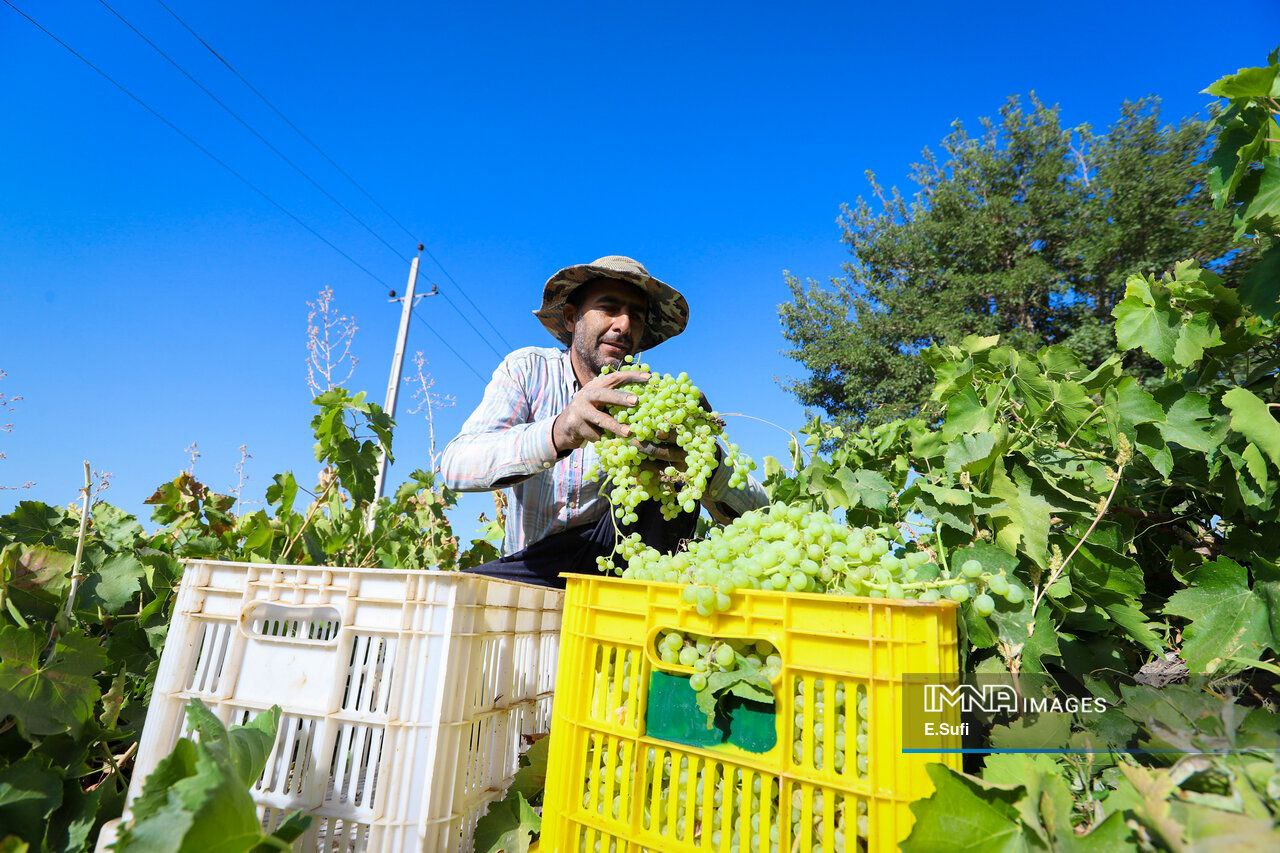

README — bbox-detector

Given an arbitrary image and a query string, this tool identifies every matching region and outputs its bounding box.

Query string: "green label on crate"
[644,670,777,753]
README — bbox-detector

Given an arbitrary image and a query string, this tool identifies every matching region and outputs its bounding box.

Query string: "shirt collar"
[560,348,580,393]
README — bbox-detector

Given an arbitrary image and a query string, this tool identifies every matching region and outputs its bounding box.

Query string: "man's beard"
[572,330,630,377]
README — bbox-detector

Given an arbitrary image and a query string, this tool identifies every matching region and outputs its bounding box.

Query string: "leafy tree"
[760,53,1280,848]
[781,94,1252,428]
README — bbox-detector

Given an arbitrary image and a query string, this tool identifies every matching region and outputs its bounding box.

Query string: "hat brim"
[533,262,689,351]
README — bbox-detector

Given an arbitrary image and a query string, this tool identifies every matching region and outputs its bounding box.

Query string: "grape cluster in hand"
[587,357,754,525]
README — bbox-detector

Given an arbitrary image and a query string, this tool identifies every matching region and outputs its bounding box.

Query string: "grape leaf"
[1203,64,1280,98]
[0,628,104,737]
[266,811,311,845]
[1113,764,1188,852]
[989,713,1072,752]
[120,738,199,837]
[0,502,72,547]
[47,782,101,853]
[1157,390,1220,454]
[265,472,298,518]
[726,678,774,703]
[903,764,1037,852]
[981,753,1070,847]
[238,511,273,554]
[1164,558,1274,673]
[116,702,302,853]
[510,735,551,802]
[1222,387,1280,468]
[1113,275,1179,366]
[1240,159,1280,231]
[3,545,72,596]
[1134,423,1173,477]
[913,482,977,533]
[183,701,279,786]
[1239,242,1280,318]
[1206,105,1273,205]
[941,385,993,439]
[79,553,145,613]
[988,463,1052,567]
[1172,312,1223,367]
[90,504,144,549]
[99,670,127,730]
[473,789,540,853]
[944,433,997,475]
[846,469,894,512]
[0,757,63,846]
[129,749,263,853]
[1102,602,1164,655]
[694,661,776,729]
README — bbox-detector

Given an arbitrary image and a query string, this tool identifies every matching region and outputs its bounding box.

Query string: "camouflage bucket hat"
[533,255,689,351]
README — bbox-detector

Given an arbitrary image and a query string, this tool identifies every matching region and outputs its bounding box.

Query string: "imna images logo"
[923,682,1019,714]
[904,673,1111,752]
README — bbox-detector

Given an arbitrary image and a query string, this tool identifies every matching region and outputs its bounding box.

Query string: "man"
[439,255,768,588]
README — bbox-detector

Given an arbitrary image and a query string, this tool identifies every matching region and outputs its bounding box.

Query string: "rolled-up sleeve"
[439,357,561,491]
[701,444,769,524]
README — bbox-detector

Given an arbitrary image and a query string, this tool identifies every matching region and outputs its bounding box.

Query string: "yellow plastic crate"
[540,576,961,853]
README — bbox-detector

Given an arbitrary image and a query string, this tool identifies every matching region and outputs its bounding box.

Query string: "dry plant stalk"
[492,490,508,530]
[0,369,35,491]
[183,442,201,476]
[231,444,252,504]
[405,350,455,471]
[306,285,359,395]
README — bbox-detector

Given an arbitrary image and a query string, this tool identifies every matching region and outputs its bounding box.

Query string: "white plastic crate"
[120,559,563,852]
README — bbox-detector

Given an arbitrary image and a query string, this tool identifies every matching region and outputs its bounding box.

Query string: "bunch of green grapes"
[587,357,754,525]
[654,631,782,689]
[610,503,1027,617]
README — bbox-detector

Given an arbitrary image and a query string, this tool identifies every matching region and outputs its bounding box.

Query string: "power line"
[420,245,517,351]
[154,0,420,246]
[153,0,518,354]
[6,0,494,391]
[435,285,505,359]
[150,0,519,367]
[411,309,489,384]
[95,0,409,265]
[1,0,395,291]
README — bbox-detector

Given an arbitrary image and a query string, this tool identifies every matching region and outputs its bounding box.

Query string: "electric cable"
[1,0,395,291]
[97,0,409,264]
[154,0,519,353]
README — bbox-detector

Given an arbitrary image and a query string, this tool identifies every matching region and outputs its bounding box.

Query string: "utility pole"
[370,246,438,520]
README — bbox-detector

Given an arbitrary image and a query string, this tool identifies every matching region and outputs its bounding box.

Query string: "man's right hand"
[551,370,651,452]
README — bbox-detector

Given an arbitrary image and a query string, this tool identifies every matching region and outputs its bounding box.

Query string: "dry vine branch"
[306,285,359,395]
[0,369,35,490]
[405,350,455,471]
[1029,460,1128,630]
[184,442,200,476]
[231,444,252,505]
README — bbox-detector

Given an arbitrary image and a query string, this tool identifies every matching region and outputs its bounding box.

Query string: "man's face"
[562,279,649,376]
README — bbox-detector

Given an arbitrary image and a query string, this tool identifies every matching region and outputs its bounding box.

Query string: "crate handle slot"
[239,601,343,645]
[646,626,782,684]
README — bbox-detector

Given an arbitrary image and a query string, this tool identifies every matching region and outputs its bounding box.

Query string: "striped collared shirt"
[440,345,769,554]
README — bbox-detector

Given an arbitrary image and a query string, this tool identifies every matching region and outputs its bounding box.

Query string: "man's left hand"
[633,441,687,469]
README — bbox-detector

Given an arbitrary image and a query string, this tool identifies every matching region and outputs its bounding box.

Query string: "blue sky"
[1,0,1274,536]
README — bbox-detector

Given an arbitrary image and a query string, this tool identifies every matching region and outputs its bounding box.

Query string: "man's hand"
[635,442,686,467]
[551,370,651,452]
